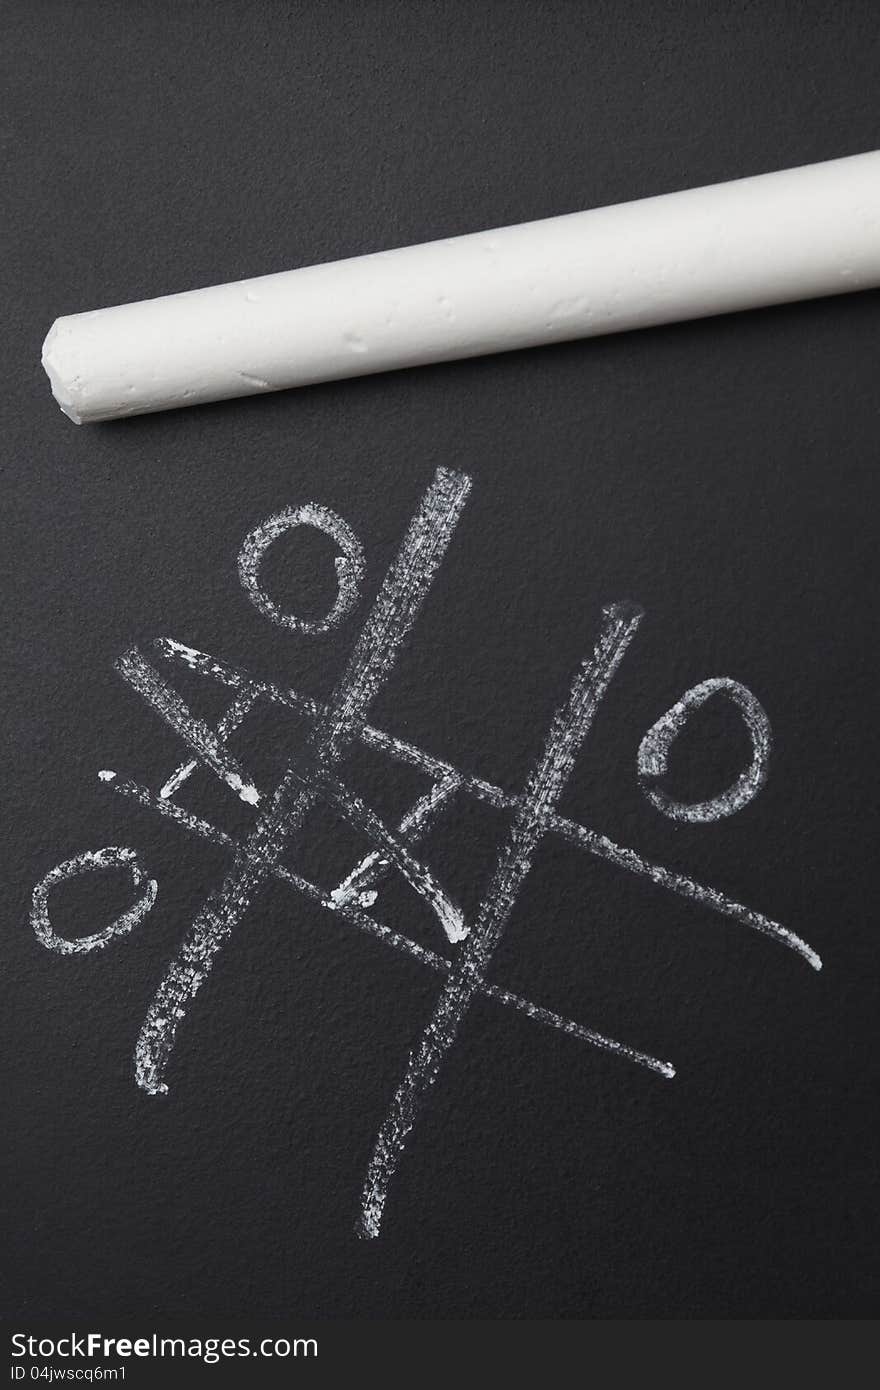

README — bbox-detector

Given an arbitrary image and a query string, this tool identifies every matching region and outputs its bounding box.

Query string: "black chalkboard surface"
[3,1,878,1322]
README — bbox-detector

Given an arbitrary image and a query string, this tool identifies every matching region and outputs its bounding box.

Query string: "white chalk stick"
[42,150,880,424]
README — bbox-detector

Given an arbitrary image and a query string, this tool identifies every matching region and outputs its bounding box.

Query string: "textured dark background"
[2,0,878,1319]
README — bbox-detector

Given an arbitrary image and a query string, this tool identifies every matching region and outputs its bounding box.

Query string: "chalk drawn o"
[30,847,158,955]
[238,503,365,634]
[637,677,771,823]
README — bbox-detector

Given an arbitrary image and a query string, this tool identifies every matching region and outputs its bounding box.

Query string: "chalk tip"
[41,319,84,424]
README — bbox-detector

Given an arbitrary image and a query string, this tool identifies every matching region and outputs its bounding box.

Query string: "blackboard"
[3,0,878,1323]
